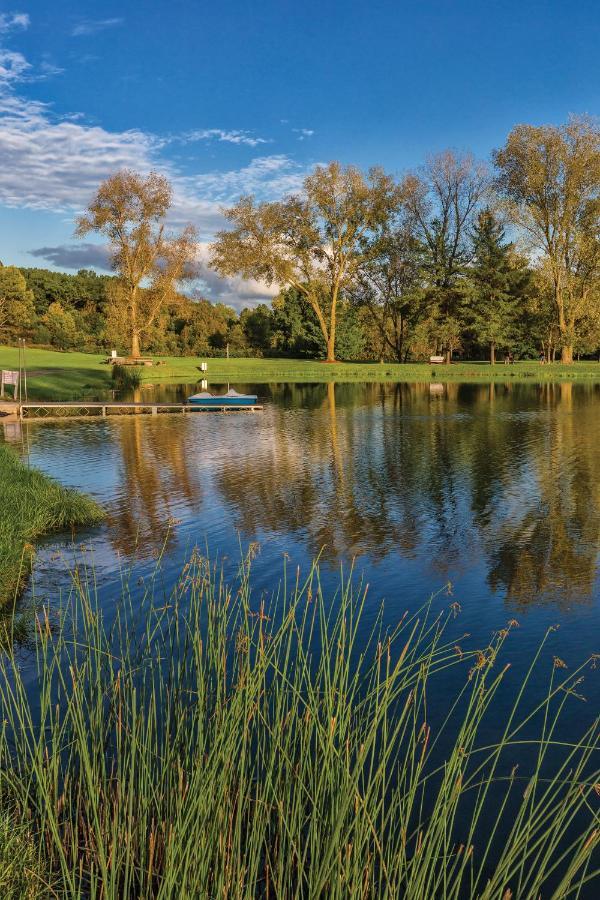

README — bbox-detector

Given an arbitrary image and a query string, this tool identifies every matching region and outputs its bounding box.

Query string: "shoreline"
[2,345,600,401]
[0,445,104,607]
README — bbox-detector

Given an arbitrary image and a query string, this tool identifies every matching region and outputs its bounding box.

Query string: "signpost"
[0,370,19,399]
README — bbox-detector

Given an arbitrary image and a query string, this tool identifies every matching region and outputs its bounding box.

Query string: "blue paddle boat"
[187,388,258,408]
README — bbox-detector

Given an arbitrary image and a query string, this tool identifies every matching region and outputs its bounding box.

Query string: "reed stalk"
[0,548,597,897]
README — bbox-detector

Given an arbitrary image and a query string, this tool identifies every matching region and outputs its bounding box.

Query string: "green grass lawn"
[1,345,600,400]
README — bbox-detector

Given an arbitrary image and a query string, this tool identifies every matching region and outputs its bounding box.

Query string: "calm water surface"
[4,380,600,705]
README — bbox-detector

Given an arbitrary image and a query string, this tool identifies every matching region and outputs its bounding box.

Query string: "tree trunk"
[326,291,337,362]
[445,349,451,365]
[561,345,573,364]
[326,332,336,363]
[490,342,496,365]
[130,287,141,358]
[131,329,141,358]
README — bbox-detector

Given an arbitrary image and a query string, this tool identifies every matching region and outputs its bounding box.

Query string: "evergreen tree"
[466,210,526,363]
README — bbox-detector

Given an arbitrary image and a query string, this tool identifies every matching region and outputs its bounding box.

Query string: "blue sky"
[1,0,599,306]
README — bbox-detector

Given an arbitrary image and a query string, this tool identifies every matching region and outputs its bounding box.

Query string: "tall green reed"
[0,547,597,898]
[111,364,143,390]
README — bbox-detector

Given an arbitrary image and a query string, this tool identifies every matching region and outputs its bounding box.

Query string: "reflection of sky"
[7,382,600,713]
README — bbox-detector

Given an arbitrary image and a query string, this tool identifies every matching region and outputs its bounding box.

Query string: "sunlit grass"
[0,547,597,897]
[1,344,600,400]
[0,809,50,899]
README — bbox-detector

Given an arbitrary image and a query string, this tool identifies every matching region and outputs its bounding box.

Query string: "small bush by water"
[111,363,143,389]
[0,445,104,607]
[0,548,597,897]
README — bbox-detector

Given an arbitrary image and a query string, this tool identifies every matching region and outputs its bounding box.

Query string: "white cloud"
[195,242,278,309]
[0,89,307,236]
[0,93,161,209]
[39,59,65,78]
[182,128,270,148]
[183,155,306,204]
[71,18,124,37]
[0,48,30,84]
[0,12,30,33]
[293,128,315,141]
[0,22,313,308]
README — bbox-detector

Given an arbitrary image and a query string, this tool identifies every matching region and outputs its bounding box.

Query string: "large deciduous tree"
[76,170,198,358]
[402,150,489,362]
[494,117,600,364]
[0,264,36,334]
[350,218,425,362]
[209,162,401,362]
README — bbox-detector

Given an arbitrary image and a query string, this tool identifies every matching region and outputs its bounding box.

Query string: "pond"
[4,379,600,713]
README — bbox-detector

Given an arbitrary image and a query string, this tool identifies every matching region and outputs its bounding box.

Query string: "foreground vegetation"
[1,345,600,400]
[0,445,104,606]
[0,549,597,897]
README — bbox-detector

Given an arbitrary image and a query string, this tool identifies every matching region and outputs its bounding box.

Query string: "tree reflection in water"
[214,380,600,609]
[55,379,600,611]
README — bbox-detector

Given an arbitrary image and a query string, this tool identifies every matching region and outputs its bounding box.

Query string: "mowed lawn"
[1,345,600,400]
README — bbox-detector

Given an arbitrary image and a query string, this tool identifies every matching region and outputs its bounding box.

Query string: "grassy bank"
[0,445,104,606]
[1,345,600,400]
[0,550,597,897]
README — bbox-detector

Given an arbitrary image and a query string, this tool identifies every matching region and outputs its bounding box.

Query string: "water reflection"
[110,412,203,557]
[15,380,600,612]
[216,381,600,607]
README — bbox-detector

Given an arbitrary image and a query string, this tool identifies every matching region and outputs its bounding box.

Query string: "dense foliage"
[2,117,600,361]
[2,249,596,363]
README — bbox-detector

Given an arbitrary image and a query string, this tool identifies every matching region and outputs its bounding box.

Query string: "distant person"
[539,351,545,364]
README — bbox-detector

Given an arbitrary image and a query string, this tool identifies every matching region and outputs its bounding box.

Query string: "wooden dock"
[0,401,19,422]
[9,401,263,420]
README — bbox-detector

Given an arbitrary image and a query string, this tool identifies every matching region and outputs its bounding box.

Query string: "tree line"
[2,116,600,363]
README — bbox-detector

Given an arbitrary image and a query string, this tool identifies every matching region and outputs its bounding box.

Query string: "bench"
[106,357,154,367]
[429,355,446,364]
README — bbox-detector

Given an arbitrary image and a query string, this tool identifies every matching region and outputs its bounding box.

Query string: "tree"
[494,117,600,364]
[210,162,401,362]
[76,170,198,358]
[465,209,530,363]
[271,288,325,357]
[351,218,425,362]
[43,301,79,349]
[0,265,36,334]
[403,150,489,362]
[240,304,273,354]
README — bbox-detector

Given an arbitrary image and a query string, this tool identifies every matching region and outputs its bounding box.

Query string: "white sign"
[0,370,19,399]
